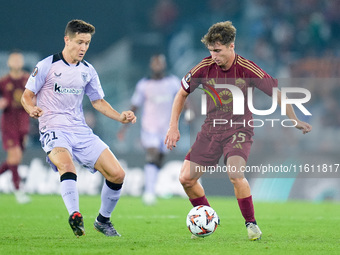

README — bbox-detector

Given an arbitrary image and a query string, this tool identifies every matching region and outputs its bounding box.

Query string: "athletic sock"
[237,195,256,223]
[8,164,20,190]
[97,213,110,223]
[144,163,159,195]
[0,161,9,175]
[60,172,79,215]
[189,195,210,207]
[98,180,122,222]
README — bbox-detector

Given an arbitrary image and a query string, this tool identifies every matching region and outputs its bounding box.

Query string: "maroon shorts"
[1,126,27,150]
[185,130,253,166]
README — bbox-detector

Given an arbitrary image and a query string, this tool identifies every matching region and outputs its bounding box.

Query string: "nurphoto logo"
[200,84,312,128]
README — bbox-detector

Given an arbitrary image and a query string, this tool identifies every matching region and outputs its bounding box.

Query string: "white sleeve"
[131,79,145,107]
[25,56,52,94]
[85,66,105,101]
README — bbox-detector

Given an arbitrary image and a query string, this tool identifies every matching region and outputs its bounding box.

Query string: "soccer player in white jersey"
[21,19,136,237]
[118,54,180,205]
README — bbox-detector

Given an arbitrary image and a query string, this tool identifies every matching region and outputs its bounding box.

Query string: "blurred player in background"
[118,54,181,205]
[0,51,31,204]
[165,21,312,240]
[21,19,136,237]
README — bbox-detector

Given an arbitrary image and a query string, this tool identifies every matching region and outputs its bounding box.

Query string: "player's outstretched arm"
[277,89,312,134]
[21,89,43,119]
[165,87,189,150]
[91,99,137,124]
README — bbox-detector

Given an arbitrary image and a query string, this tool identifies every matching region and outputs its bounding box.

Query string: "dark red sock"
[0,161,9,175]
[8,164,20,190]
[189,195,210,207]
[237,195,256,222]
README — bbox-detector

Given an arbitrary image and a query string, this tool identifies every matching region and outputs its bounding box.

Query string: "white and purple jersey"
[131,75,180,135]
[26,52,104,133]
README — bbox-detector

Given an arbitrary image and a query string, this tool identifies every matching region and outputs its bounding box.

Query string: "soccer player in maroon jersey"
[0,51,31,203]
[165,21,312,240]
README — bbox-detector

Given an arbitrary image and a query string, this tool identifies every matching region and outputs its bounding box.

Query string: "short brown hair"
[201,21,236,47]
[65,19,95,37]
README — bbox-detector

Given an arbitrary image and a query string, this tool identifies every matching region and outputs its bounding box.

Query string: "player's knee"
[146,151,164,168]
[116,170,125,183]
[229,176,246,186]
[179,174,196,188]
[7,157,21,166]
[7,149,23,165]
[107,169,125,184]
[56,162,76,173]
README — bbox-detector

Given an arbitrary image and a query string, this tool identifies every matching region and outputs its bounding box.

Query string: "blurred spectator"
[324,0,340,41]
[0,51,31,203]
[151,0,179,36]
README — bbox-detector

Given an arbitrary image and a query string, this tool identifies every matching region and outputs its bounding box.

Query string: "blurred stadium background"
[0,0,339,201]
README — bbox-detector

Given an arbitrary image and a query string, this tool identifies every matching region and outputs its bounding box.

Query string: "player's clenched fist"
[29,106,43,119]
[295,120,312,134]
[119,110,137,124]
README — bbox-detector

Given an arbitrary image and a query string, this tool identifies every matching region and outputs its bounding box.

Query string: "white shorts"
[39,129,108,173]
[141,130,167,153]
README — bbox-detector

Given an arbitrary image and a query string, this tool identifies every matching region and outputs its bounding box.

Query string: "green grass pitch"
[0,194,339,255]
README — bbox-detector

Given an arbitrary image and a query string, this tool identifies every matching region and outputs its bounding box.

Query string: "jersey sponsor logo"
[31,67,38,77]
[54,83,83,95]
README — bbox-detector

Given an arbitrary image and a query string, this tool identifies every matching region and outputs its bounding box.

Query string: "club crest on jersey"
[235,78,246,89]
[81,72,88,83]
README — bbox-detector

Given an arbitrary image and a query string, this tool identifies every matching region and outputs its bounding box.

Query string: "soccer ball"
[186,205,219,237]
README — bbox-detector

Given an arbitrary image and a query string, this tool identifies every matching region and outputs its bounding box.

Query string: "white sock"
[60,179,79,215]
[144,163,159,194]
[99,181,121,218]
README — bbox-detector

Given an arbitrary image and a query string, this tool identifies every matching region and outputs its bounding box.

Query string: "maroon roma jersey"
[181,55,278,135]
[0,73,30,135]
